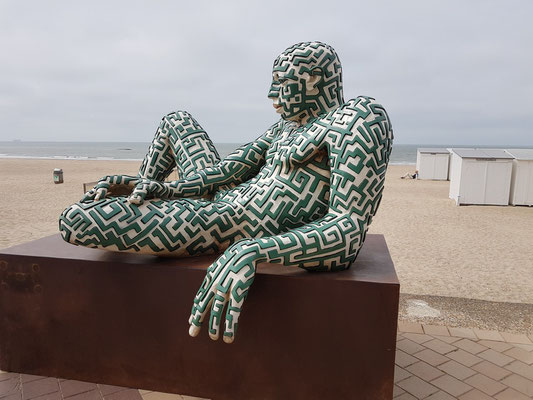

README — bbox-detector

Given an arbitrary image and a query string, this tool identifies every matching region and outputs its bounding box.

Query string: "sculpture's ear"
[305,67,323,94]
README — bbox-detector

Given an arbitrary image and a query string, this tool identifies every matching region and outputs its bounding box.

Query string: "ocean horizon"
[1,141,532,165]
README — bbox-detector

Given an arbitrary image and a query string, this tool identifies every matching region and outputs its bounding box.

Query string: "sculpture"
[59,41,393,343]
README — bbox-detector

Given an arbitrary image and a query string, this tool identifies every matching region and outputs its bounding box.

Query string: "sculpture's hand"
[188,241,259,343]
[127,179,168,205]
[81,175,139,202]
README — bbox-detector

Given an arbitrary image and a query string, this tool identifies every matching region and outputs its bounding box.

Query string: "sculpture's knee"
[59,203,87,245]
[165,110,192,120]
[59,202,102,247]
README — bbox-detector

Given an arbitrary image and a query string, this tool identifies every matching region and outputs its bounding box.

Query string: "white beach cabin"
[448,149,513,206]
[505,149,533,206]
[416,148,450,180]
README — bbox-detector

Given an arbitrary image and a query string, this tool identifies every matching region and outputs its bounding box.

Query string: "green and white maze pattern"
[59,41,393,343]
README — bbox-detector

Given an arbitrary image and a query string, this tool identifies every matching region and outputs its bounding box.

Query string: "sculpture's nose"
[267,82,279,99]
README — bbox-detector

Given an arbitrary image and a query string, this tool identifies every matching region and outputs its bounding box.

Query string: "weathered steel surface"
[0,234,399,400]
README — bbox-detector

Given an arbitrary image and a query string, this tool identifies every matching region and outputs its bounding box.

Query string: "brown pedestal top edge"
[0,234,398,285]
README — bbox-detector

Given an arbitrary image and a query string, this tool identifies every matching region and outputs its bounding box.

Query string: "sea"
[0,141,531,165]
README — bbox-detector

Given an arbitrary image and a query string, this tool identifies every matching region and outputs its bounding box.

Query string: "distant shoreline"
[1,142,531,165]
[0,155,417,166]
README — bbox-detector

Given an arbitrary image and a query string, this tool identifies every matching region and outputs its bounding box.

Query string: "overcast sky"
[0,1,532,145]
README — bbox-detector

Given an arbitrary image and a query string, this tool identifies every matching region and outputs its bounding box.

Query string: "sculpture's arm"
[128,121,282,203]
[187,211,370,343]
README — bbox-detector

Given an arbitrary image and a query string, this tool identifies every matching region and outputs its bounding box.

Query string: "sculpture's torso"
[213,121,330,234]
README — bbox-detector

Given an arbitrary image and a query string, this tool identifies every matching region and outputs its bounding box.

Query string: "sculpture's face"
[268,42,344,124]
[268,68,321,122]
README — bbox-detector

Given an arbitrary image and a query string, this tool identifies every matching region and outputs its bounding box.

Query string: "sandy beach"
[1,159,532,306]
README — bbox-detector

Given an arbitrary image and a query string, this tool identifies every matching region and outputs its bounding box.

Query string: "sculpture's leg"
[59,196,246,256]
[138,111,221,181]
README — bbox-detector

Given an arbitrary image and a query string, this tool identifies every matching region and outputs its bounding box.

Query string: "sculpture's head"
[268,41,344,125]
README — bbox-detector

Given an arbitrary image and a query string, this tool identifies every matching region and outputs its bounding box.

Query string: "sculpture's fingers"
[127,192,145,205]
[208,290,228,341]
[188,285,216,337]
[94,187,108,201]
[81,189,96,202]
[127,183,148,205]
[223,293,245,344]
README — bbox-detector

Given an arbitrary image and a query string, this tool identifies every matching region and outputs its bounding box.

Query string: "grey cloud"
[0,0,532,145]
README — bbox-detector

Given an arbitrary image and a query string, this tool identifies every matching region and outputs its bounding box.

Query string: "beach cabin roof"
[505,149,533,160]
[451,148,513,159]
[417,148,450,154]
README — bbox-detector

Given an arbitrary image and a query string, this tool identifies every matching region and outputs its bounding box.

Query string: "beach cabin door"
[511,160,533,205]
[460,159,512,205]
[461,161,486,204]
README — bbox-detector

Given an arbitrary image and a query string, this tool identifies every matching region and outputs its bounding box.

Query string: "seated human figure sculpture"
[59,41,393,344]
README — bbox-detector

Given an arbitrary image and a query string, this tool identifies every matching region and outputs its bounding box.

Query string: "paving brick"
[473,329,504,342]
[514,343,533,352]
[438,360,476,380]
[32,392,62,400]
[431,374,472,397]
[22,377,59,400]
[20,375,45,384]
[449,327,477,340]
[478,340,513,352]
[0,377,20,396]
[501,373,533,397]
[494,387,531,400]
[0,372,18,383]
[142,392,183,400]
[406,361,444,381]
[459,388,495,400]
[396,338,426,354]
[504,346,533,364]
[396,349,418,368]
[394,366,412,383]
[423,325,450,336]
[464,373,506,396]
[454,338,488,355]
[413,349,449,366]
[423,339,457,355]
[397,375,439,399]
[393,384,405,397]
[2,392,23,400]
[426,391,456,400]
[505,360,533,380]
[472,360,512,381]
[500,332,532,345]
[98,385,127,396]
[398,321,424,334]
[446,349,483,367]
[105,388,143,399]
[394,392,417,400]
[433,335,461,344]
[478,348,514,367]
[68,390,103,399]
[60,380,97,398]
[402,332,434,344]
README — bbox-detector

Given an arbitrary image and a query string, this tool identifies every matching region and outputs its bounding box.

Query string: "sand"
[1,159,532,305]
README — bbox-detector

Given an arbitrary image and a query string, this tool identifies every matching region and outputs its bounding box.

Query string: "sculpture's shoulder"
[340,96,390,122]
[321,96,392,139]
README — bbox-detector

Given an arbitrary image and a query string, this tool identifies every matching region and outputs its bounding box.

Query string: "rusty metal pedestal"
[0,234,399,400]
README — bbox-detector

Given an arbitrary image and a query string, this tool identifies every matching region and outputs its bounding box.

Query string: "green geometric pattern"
[59,41,393,343]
